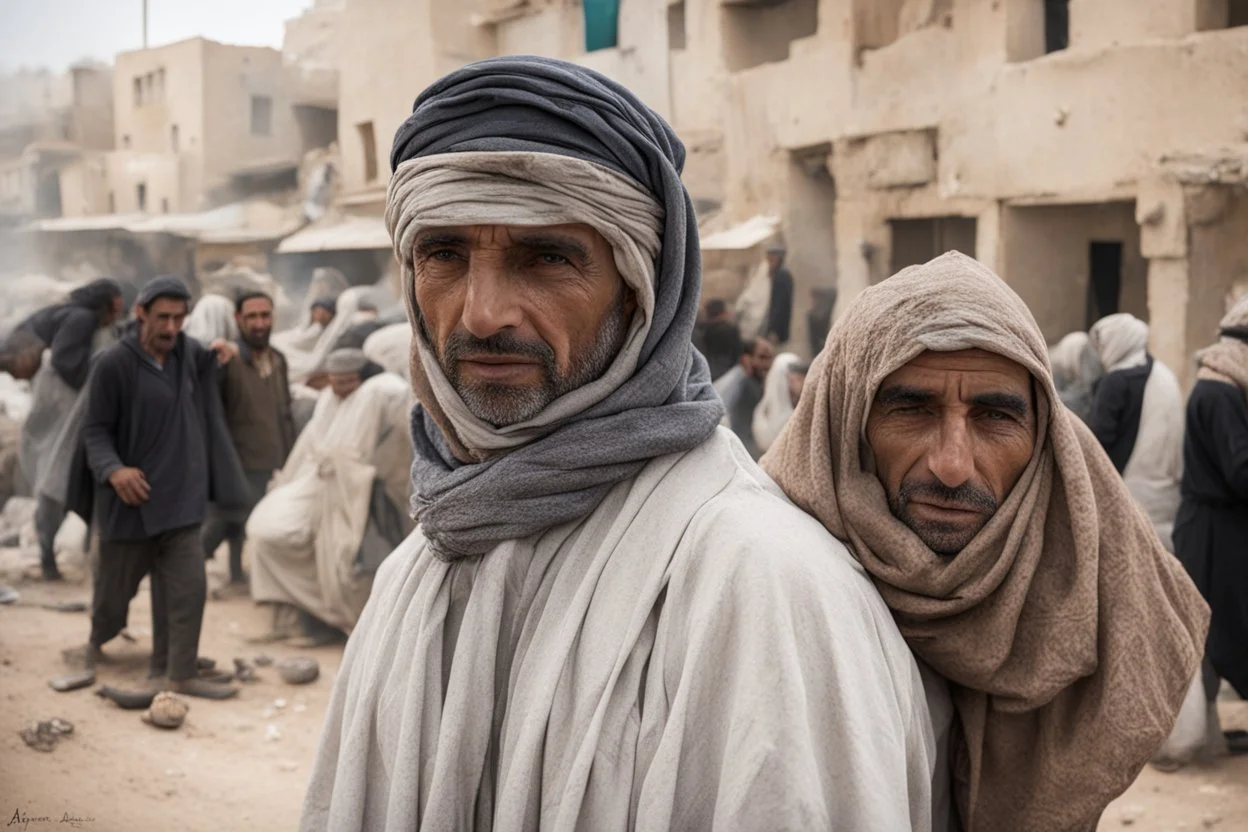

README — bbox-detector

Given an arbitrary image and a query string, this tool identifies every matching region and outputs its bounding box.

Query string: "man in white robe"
[248,348,412,643]
[304,56,939,832]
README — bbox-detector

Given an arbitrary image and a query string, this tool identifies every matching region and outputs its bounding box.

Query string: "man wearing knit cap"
[309,296,337,328]
[69,275,248,700]
[762,252,1208,830]
[304,58,935,831]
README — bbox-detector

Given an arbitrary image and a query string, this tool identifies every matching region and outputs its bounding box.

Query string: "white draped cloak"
[302,428,939,831]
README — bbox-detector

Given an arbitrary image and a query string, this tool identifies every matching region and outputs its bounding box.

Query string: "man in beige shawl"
[304,57,939,831]
[763,251,1209,831]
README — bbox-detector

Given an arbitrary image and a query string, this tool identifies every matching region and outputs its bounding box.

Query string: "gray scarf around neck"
[390,56,724,560]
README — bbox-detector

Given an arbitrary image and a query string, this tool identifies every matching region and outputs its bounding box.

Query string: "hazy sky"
[0,0,315,72]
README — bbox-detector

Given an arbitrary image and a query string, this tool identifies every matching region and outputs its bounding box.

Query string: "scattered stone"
[260,706,277,720]
[277,656,319,685]
[233,657,258,682]
[142,692,189,730]
[265,723,282,742]
[274,698,288,710]
[1118,805,1143,827]
[278,760,299,772]
[1202,814,1221,829]
[0,585,19,605]
[253,654,274,667]
[40,600,88,613]
[19,718,74,752]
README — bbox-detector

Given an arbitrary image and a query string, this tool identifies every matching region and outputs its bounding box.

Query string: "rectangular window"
[170,124,179,152]
[251,95,273,136]
[157,68,166,102]
[584,0,620,52]
[668,1,687,50]
[133,77,142,107]
[161,197,170,214]
[108,191,115,213]
[357,121,378,183]
[1044,0,1069,53]
[136,183,147,212]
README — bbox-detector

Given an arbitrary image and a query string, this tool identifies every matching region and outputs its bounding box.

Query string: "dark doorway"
[1086,241,1122,328]
[1232,0,1248,27]
[1045,0,1069,52]
[889,216,977,276]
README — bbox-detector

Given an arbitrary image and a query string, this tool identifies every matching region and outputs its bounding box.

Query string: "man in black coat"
[763,245,795,347]
[71,276,247,699]
[1174,298,1248,732]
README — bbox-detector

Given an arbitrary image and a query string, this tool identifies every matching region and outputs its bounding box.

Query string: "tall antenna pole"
[142,0,148,48]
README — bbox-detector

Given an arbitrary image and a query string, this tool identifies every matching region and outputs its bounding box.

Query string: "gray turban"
[324,348,367,375]
[387,56,724,560]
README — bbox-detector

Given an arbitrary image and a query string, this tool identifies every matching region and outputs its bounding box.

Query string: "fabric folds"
[761,251,1209,831]
[385,56,723,560]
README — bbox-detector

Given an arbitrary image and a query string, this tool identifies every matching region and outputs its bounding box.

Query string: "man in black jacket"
[76,276,243,699]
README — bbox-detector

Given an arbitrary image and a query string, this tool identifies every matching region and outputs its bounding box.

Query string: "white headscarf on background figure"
[752,352,801,454]
[1089,313,1149,372]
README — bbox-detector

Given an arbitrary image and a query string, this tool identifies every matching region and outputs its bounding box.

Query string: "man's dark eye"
[982,410,1013,422]
[431,249,458,261]
[539,253,570,266]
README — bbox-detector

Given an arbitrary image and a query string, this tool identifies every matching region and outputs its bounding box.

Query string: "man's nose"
[926,414,976,488]
[460,257,524,339]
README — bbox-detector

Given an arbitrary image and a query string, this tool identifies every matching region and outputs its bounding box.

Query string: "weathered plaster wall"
[1000,201,1147,343]
[201,42,303,191]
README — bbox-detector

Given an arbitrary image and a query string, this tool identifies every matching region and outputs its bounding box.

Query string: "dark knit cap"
[136,275,192,308]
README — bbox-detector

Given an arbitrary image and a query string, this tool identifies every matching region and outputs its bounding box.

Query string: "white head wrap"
[386,151,664,453]
[1089,313,1149,372]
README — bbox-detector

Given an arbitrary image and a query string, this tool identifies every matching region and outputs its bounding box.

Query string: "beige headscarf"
[761,252,1208,831]
[1196,295,1248,395]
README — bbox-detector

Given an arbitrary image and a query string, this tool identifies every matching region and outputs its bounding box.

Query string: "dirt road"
[1,548,1245,831]
[1,553,341,831]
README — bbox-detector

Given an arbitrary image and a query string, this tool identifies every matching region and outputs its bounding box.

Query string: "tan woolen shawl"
[1196,295,1248,394]
[761,251,1209,831]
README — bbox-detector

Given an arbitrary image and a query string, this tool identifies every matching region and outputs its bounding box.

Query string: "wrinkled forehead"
[864,347,1048,430]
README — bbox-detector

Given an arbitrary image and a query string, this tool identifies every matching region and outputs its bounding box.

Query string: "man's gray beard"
[420,292,631,428]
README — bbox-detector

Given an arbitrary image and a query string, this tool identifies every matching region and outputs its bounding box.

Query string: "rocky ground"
[0,546,342,831]
[1,540,1245,831]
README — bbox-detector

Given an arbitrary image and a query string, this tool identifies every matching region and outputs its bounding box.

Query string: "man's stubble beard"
[889,479,998,557]
[417,289,632,428]
[243,329,271,350]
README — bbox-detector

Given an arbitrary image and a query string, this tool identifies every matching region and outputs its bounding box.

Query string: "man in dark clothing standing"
[15,278,123,580]
[77,276,241,699]
[693,298,744,381]
[712,337,774,459]
[763,245,795,346]
[806,286,837,358]
[1175,298,1248,724]
[202,291,296,589]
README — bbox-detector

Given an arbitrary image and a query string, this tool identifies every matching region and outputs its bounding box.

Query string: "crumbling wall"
[1000,201,1147,343]
[1187,184,1248,357]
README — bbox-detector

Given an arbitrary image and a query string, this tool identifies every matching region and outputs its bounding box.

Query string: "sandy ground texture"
[1,544,1246,831]
[0,547,342,831]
